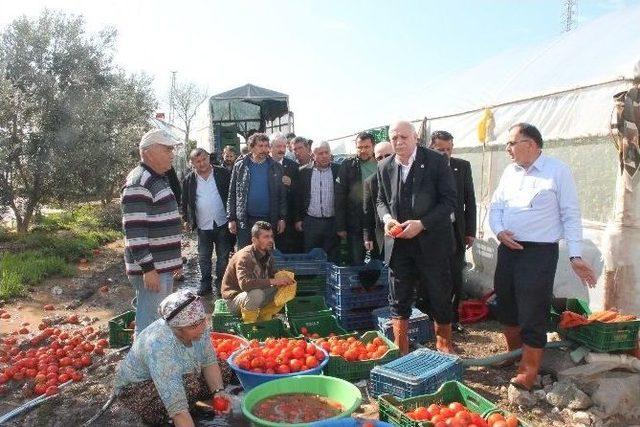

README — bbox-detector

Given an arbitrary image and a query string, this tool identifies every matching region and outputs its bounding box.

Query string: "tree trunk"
[601,85,640,313]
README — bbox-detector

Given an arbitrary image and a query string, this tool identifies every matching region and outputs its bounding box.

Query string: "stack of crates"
[326,260,389,331]
[273,248,328,297]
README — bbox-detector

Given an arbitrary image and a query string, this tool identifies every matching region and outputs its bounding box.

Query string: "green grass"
[0,202,122,299]
[0,251,74,299]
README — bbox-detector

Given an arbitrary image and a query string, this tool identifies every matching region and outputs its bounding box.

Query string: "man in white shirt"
[181,148,233,296]
[489,122,597,390]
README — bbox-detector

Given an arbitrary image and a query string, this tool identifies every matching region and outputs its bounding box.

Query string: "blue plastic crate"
[327,260,388,290]
[333,306,380,331]
[368,348,464,398]
[372,307,435,344]
[326,282,389,311]
[273,248,328,276]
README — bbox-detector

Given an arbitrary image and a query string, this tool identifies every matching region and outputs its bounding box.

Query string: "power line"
[562,0,577,32]
[169,70,177,125]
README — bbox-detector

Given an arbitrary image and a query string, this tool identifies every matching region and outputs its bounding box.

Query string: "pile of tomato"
[210,334,246,360]
[404,402,519,427]
[297,326,322,339]
[233,338,325,374]
[0,322,108,397]
[315,335,389,362]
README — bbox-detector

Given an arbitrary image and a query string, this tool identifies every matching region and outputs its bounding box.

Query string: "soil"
[0,234,587,426]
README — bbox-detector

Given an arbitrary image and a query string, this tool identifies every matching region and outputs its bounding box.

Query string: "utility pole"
[562,0,577,32]
[169,70,177,124]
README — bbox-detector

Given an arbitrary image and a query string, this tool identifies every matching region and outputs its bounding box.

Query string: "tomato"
[212,396,230,412]
[94,346,105,355]
[45,385,58,396]
[250,357,264,369]
[34,383,47,395]
[276,364,290,374]
[300,326,308,335]
[80,355,91,367]
[58,373,70,383]
[43,304,55,311]
[0,374,9,385]
[35,373,46,383]
[413,406,431,420]
[487,413,506,426]
[96,339,108,348]
[289,359,302,372]
[505,416,519,427]
[72,372,83,382]
[390,224,405,237]
[439,407,454,419]
[46,378,57,387]
[493,422,508,427]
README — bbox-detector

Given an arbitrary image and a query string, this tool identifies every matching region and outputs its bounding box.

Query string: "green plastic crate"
[318,331,400,381]
[108,311,135,348]
[289,313,349,337]
[211,312,241,334]
[213,298,231,314]
[237,318,294,341]
[286,296,329,317]
[379,381,496,427]
[558,299,640,352]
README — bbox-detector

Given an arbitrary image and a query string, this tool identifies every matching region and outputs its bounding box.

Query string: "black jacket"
[450,157,477,251]
[335,157,369,231]
[295,163,340,222]
[363,173,384,251]
[376,146,457,263]
[181,166,231,230]
[279,157,300,221]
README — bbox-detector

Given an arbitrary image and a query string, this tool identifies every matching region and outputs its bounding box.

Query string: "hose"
[80,394,116,427]
[461,340,574,367]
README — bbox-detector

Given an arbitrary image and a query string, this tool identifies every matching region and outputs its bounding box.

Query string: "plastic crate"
[378,381,496,427]
[237,318,294,341]
[326,281,389,311]
[319,331,400,381]
[211,312,241,334]
[213,298,232,314]
[369,348,464,398]
[289,313,349,337]
[327,261,388,291]
[373,307,435,344]
[273,248,328,276]
[558,299,640,352]
[108,311,135,348]
[333,306,381,331]
[285,296,330,318]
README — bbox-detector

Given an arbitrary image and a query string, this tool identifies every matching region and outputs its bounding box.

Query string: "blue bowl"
[310,419,393,427]
[228,344,329,391]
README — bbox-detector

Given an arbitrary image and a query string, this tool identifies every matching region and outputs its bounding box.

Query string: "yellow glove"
[273,270,297,306]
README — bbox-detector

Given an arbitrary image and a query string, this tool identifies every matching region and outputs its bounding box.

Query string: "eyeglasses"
[165,292,199,321]
[376,153,392,161]
[505,139,532,148]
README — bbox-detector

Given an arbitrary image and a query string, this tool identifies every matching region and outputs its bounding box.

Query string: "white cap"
[139,129,182,149]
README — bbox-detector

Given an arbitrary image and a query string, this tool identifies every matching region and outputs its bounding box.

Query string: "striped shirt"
[121,163,182,275]
[307,165,335,218]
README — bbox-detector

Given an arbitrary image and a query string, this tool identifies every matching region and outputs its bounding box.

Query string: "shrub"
[0,251,74,299]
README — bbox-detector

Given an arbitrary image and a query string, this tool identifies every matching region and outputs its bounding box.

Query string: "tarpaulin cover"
[210,83,289,124]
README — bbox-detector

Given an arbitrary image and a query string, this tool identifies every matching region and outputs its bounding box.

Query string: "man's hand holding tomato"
[385,218,424,239]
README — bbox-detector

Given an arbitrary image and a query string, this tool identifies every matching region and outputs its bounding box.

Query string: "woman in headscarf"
[113,290,229,426]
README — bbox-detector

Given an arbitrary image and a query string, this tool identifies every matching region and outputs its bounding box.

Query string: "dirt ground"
[0,234,589,426]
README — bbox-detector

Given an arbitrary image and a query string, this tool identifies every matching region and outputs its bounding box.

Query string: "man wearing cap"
[114,289,230,426]
[121,129,184,336]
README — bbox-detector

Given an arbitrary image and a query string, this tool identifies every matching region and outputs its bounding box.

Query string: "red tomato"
[94,346,105,356]
[34,383,47,395]
[291,347,305,358]
[276,364,290,374]
[305,355,319,368]
[449,402,466,413]
[58,373,70,383]
[212,396,230,412]
[45,385,58,396]
[413,406,431,421]
[72,372,83,382]
[96,339,108,348]
[439,407,454,419]
[289,359,302,372]
[299,326,308,335]
[80,355,91,367]
[505,416,519,427]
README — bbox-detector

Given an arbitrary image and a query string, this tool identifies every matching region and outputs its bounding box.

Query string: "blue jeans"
[128,272,174,336]
[197,224,233,294]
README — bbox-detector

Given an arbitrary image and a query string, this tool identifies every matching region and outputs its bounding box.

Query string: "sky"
[1,0,637,141]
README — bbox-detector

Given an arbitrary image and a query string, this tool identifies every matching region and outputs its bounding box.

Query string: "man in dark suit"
[295,141,341,262]
[377,121,458,354]
[430,131,477,333]
[336,132,378,265]
[270,133,303,253]
[181,148,233,296]
[363,141,393,259]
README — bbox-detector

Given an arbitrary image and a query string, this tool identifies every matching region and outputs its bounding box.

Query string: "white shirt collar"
[395,146,417,167]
